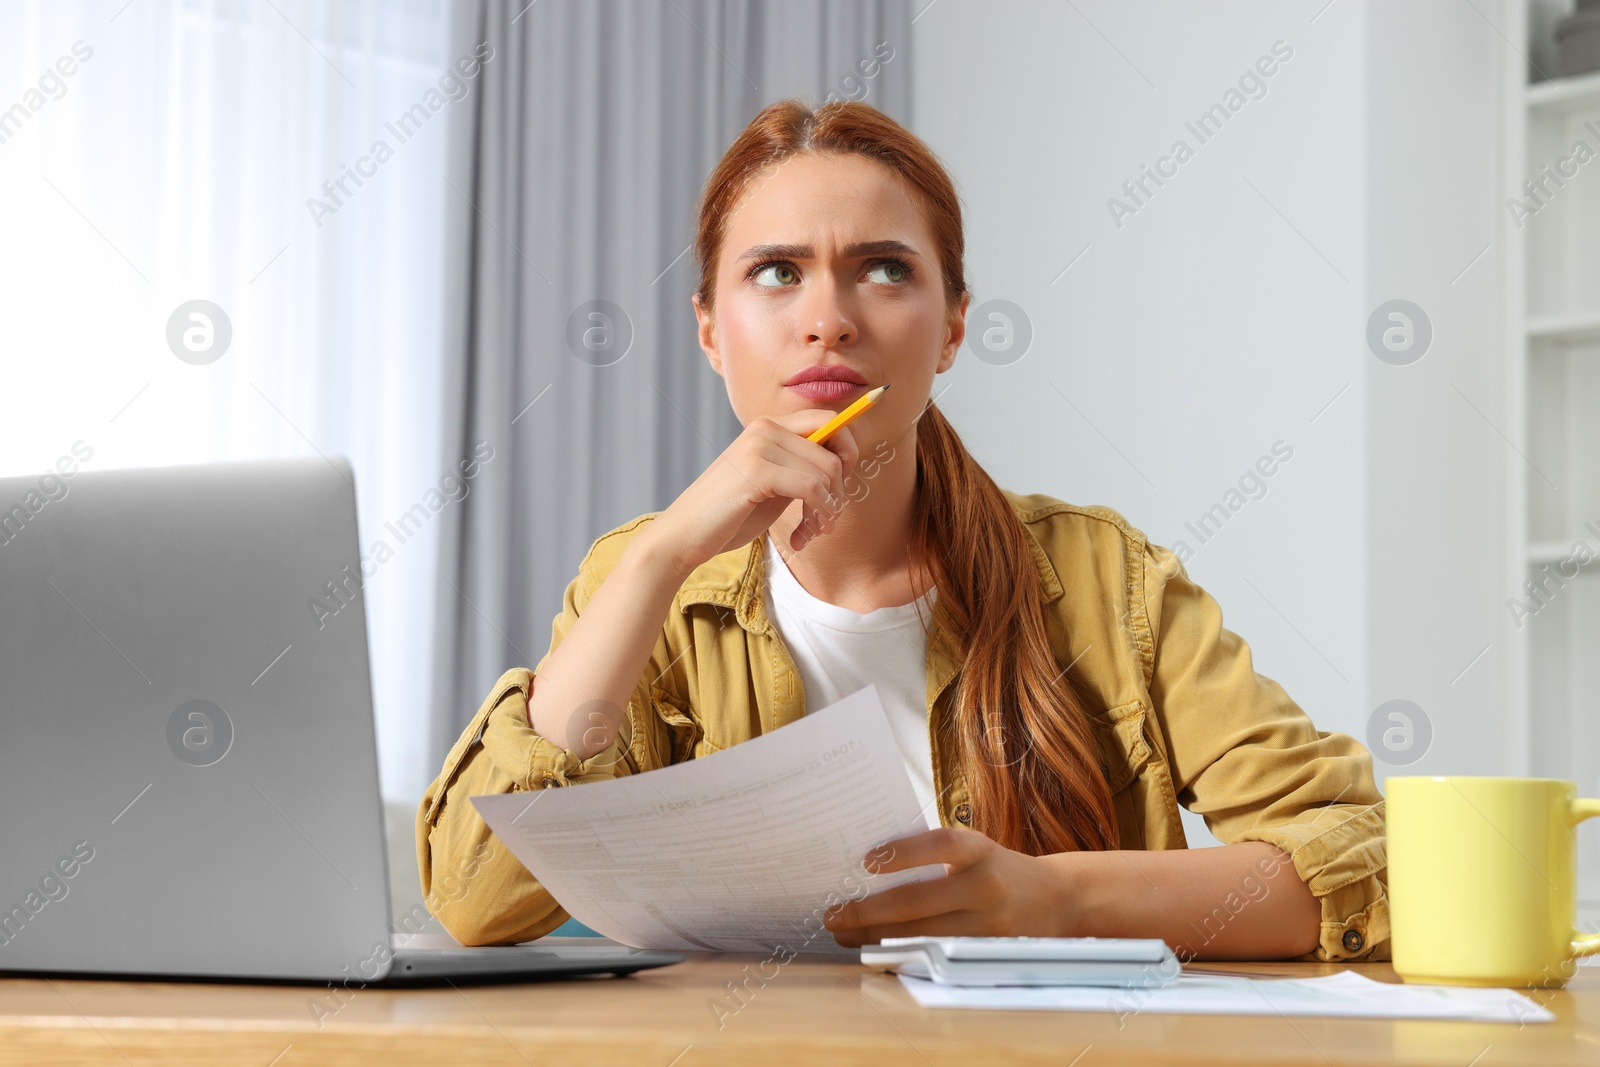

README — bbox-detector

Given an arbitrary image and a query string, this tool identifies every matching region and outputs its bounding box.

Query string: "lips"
[783,363,869,387]
[787,379,866,402]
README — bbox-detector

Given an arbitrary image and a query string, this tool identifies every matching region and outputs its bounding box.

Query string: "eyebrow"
[734,239,922,262]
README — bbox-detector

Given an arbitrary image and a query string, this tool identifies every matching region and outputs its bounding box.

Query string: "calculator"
[859,936,1182,987]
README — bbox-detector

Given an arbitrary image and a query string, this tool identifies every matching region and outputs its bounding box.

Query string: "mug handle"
[1573,798,1600,959]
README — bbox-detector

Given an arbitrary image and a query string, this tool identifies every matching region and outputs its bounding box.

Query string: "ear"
[936,291,970,373]
[693,292,723,377]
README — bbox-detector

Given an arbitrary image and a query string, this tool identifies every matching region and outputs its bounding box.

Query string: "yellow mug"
[1387,776,1600,988]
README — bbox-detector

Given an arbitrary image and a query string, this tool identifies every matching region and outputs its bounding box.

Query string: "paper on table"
[471,683,944,955]
[893,969,1556,1024]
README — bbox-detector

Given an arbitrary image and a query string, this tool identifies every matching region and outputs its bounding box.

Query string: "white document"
[893,969,1555,1024]
[471,683,944,955]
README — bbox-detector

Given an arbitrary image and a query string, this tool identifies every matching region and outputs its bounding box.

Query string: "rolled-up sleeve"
[416,557,690,946]
[1141,539,1389,963]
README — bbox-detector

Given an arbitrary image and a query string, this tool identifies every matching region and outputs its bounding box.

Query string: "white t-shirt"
[762,535,940,825]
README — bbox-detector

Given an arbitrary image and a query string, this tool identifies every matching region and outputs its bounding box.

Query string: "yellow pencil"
[806,384,889,444]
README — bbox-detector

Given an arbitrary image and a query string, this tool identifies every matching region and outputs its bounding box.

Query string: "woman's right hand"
[645,409,863,578]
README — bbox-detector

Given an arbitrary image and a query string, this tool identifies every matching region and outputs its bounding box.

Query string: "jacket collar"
[674,496,1065,631]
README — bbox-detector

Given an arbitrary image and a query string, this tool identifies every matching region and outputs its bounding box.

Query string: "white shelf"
[1517,2,1600,896]
[1529,539,1600,566]
[1528,309,1600,344]
[1527,69,1600,114]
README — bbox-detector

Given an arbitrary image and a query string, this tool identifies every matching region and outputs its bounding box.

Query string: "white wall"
[911,0,1512,844]
[1363,1,1516,782]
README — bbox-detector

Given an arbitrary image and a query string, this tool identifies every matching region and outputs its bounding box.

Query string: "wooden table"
[3,944,1596,1066]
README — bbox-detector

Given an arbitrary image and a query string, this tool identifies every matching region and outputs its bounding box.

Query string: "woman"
[417,99,1388,962]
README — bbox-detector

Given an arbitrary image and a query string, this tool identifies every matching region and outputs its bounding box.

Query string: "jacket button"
[1342,929,1364,953]
[540,776,558,789]
[953,802,972,825]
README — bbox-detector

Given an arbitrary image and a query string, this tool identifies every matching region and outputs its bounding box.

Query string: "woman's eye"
[752,263,798,287]
[866,261,909,284]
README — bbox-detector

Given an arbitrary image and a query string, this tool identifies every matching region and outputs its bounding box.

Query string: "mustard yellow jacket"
[417,491,1389,961]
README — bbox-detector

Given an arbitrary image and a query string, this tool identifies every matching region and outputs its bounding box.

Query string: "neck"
[767,436,931,612]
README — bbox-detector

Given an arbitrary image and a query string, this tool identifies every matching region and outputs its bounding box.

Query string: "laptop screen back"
[0,457,393,980]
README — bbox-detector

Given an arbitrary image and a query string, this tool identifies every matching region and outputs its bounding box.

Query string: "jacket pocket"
[650,684,703,766]
[1092,699,1153,793]
[1094,699,1181,849]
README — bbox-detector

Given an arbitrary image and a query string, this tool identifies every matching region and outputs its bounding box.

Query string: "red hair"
[693,99,1118,856]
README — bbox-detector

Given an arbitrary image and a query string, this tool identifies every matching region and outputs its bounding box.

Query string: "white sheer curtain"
[0,0,452,801]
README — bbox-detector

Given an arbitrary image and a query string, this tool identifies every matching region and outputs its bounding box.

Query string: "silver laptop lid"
[0,457,393,980]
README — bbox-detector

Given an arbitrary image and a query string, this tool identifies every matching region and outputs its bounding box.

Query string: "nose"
[807,319,853,346]
[802,283,855,347]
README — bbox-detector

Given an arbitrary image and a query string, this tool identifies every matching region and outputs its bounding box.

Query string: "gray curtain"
[429,0,913,772]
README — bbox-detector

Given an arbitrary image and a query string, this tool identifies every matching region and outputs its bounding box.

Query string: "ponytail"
[911,402,1119,855]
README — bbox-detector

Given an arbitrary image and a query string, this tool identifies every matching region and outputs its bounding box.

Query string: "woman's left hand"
[822,826,1072,947]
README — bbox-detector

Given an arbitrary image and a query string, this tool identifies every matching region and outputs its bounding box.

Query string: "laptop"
[0,456,682,984]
